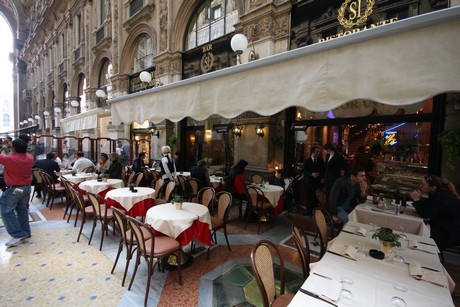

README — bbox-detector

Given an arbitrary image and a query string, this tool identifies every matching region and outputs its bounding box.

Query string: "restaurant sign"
[319,0,397,42]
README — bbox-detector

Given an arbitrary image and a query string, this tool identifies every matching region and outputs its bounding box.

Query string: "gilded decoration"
[338,0,375,28]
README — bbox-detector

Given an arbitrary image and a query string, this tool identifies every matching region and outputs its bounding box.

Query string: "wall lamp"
[255,124,265,138]
[54,107,62,114]
[70,100,80,107]
[230,34,248,65]
[233,124,244,137]
[19,121,24,126]
[34,115,40,120]
[43,110,50,117]
[148,122,161,137]
[96,89,106,99]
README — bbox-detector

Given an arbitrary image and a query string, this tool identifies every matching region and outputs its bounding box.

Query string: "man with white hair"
[160,145,177,182]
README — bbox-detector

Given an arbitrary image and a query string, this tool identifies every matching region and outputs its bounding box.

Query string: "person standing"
[62,140,69,159]
[303,146,325,214]
[323,143,349,198]
[0,139,34,247]
[122,141,131,165]
[160,145,177,182]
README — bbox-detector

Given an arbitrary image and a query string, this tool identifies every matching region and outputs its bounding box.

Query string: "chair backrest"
[246,186,264,208]
[153,178,164,199]
[188,178,202,197]
[251,174,264,184]
[292,223,311,279]
[32,168,44,185]
[86,192,106,218]
[112,207,129,242]
[126,216,154,258]
[198,187,215,210]
[69,185,86,213]
[40,171,55,190]
[215,191,232,222]
[134,173,143,187]
[316,189,327,209]
[163,180,176,202]
[176,175,187,196]
[313,208,329,259]
[82,166,95,173]
[250,240,287,307]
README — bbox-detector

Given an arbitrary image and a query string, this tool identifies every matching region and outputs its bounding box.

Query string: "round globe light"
[231,34,248,53]
[70,100,79,107]
[96,89,106,98]
[54,107,61,113]
[23,120,28,124]
[43,110,50,116]
[19,122,24,126]
[34,115,40,120]
[139,71,152,83]
[28,117,33,122]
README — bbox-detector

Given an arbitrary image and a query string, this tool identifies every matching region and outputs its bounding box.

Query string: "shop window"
[2,114,10,127]
[185,0,238,50]
[131,35,154,74]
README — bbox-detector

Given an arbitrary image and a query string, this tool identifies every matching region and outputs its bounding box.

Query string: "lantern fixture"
[255,124,265,138]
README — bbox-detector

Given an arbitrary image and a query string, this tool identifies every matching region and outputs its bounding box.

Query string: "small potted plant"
[71,170,76,176]
[372,228,401,254]
[173,195,185,210]
[102,173,110,182]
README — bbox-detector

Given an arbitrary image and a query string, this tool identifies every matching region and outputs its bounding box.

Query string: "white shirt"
[72,157,96,173]
[54,157,62,166]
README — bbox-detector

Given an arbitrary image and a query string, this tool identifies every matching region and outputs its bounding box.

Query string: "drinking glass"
[392,246,405,264]
[369,222,377,234]
[357,241,367,258]
[391,283,407,307]
[339,276,354,306]
[399,226,408,241]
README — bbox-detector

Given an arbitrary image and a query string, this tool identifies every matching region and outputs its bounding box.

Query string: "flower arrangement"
[372,228,401,248]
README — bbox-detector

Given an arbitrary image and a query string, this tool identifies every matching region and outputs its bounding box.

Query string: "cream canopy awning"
[60,108,108,133]
[109,6,460,125]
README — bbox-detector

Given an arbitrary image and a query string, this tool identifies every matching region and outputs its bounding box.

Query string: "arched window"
[185,0,238,50]
[131,35,154,74]
[77,73,87,112]
[2,114,10,127]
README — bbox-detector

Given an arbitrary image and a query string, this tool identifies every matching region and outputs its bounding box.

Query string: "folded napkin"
[329,243,358,260]
[409,263,447,287]
[343,225,367,236]
[408,240,438,254]
[307,274,342,303]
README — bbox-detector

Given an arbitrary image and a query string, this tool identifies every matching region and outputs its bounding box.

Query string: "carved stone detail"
[250,0,267,10]
[159,0,168,52]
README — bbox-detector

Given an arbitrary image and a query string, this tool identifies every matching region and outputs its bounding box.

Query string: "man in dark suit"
[303,146,325,214]
[33,152,60,198]
[323,143,349,199]
[190,159,211,187]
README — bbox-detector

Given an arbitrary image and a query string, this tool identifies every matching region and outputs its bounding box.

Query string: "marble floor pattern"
[0,192,304,307]
[1,191,459,306]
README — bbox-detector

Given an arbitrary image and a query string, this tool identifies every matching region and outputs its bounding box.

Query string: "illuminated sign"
[384,131,398,146]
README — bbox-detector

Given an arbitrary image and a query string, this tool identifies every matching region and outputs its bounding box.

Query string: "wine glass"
[391,283,407,307]
[339,276,354,306]
[357,241,367,258]
[369,222,377,234]
[392,245,405,264]
[399,226,408,242]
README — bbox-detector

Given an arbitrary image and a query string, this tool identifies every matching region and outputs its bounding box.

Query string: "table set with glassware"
[78,178,124,197]
[61,172,98,184]
[288,221,454,307]
[253,183,285,216]
[104,187,155,217]
[348,196,430,237]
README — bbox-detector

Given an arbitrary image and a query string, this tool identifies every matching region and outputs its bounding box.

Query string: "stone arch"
[90,50,113,88]
[71,69,87,97]
[120,23,157,74]
[170,1,244,53]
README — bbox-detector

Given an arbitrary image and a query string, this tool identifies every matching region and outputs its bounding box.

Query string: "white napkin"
[409,263,447,287]
[329,243,358,260]
[343,225,367,236]
[308,274,342,302]
[408,240,438,254]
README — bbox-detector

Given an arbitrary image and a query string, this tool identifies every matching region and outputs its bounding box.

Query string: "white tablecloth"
[177,171,191,178]
[257,184,284,207]
[145,202,211,240]
[105,187,155,212]
[79,179,124,194]
[61,173,97,184]
[348,202,430,237]
[289,222,454,307]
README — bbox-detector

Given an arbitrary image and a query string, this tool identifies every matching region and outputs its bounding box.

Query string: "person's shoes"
[5,237,25,247]
[21,235,31,242]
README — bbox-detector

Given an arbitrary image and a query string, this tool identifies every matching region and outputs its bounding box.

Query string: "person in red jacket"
[0,139,34,247]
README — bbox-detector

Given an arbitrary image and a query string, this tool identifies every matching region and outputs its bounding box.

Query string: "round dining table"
[257,184,285,216]
[145,202,212,247]
[105,187,155,217]
[61,173,98,184]
[79,179,124,196]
